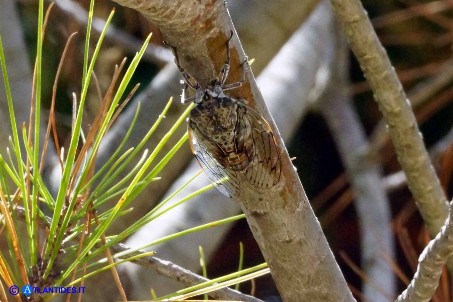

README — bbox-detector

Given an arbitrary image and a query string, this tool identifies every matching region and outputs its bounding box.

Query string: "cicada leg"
[164,40,200,102]
[219,31,249,92]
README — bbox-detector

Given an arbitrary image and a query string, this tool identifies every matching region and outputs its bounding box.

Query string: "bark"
[61,0,323,235]
[370,57,453,160]
[46,1,328,299]
[329,0,453,299]
[124,1,337,298]
[396,203,453,302]
[329,0,448,239]
[110,0,354,301]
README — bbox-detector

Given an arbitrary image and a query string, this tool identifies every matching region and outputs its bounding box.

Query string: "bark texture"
[329,0,448,237]
[111,0,355,300]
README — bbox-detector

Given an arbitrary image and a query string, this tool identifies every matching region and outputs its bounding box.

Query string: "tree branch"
[112,244,262,302]
[370,56,453,157]
[329,0,448,238]
[396,202,453,302]
[110,0,355,300]
[83,0,323,237]
[123,2,339,297]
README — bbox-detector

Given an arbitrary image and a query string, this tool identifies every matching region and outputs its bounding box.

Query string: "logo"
[8,284,86,296]
[22,285,32,296]
[8,285,19,296]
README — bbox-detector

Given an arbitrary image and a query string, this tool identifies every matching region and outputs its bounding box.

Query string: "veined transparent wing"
[238,103,282,188]
[188,128,241,199]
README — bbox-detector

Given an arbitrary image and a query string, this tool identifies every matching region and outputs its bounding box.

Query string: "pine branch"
[396,202,453,302]
[110,0,355,300]
[329,0,448,238]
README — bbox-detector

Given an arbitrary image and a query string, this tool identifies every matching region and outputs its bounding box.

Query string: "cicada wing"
[239,104,282,188]
[188,128,240,199]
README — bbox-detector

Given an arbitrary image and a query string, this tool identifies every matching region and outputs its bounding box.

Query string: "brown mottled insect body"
[189,92,254,172]
[168,32,281,198]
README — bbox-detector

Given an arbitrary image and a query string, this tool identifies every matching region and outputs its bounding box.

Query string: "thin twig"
[396,202,453,302]
[329,0,448,238]
[112,247,263,302]
[370,57,453,153]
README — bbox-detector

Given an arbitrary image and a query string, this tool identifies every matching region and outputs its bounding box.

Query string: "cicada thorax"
[189,95,255,172]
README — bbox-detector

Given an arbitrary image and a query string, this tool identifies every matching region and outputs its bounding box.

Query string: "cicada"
[169,32,281,198]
